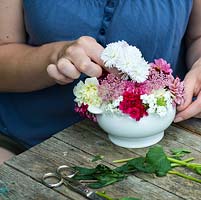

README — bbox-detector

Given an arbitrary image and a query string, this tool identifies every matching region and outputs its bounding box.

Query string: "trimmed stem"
[168,170,201,184]
[96,192,114,200]
[113,157,194,164]
[113,158,134,163]
[168,157,201,170]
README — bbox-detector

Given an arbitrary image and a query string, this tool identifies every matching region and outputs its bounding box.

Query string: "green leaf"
[91,155,104,162]
[127,157,155,173]
[145,145,171,176]
[73,166,97,176]
[73,164,126,189]
[171,148,191,155]
[170,148,191,160]
[195,166,201,175]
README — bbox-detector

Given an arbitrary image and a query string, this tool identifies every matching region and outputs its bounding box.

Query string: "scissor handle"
[56,165,77,178]
[42,172,63,188]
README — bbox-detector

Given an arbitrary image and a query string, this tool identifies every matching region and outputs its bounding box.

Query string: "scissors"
[42,165,106,200]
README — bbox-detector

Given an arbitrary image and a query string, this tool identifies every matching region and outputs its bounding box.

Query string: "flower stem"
[96,191,114,200]
[113,158,133,163]
[168,170,201,184]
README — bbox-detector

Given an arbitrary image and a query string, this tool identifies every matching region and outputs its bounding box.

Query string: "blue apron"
[0,0,193,147]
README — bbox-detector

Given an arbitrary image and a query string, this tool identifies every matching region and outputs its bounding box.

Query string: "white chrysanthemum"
[101,41,128,68]
[117,46,150,82]
[73,77,102,107]
[141,89,173,117]
[101,41,150,83]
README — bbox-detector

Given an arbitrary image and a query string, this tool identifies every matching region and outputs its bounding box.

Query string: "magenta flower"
[75,103,97,122]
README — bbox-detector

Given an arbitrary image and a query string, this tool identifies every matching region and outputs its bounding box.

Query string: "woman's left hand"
[174,57,201,122]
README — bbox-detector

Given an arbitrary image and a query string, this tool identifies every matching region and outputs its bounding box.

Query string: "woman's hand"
[175,58,201,122]
[47,36,104,85]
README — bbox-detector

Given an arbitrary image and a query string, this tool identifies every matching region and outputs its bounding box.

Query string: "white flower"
[101,41,128,68]
[101,41,150,83]
[102,96,123,114]
[141,89,173,117]
[73,77,102,107]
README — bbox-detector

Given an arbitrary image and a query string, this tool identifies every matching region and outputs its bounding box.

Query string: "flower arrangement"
[73,41,184,122]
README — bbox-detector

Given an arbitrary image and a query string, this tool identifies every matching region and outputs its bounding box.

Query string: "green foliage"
[91,155,104,162]
[73,146,171,189]
[170,148,191,159]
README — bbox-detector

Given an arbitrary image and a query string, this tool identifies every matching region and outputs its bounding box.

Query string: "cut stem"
[168,170,201,184]
[95,191,114,200]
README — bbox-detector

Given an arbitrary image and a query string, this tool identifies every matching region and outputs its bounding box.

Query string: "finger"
[77,36,104,66]
[77,36,120,75]
[47,64,73,84]
[194,113,201,118]
[174,92,201,122]
[57,58,81,79]
[65,45,102,77]
[177,74,194,111]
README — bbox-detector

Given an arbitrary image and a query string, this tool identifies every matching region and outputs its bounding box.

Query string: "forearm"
[0,42,66,92]
[186,37,201,69]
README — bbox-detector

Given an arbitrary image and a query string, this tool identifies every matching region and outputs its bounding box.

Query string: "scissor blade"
[63,177,107,200]
[87,192,108,200]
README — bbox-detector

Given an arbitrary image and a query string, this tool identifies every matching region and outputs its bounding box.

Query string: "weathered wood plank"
[55,120,201,200]
[0,164,68,200]
[5,137,183,200]
[70,119,201,152]
[175,118,201,135]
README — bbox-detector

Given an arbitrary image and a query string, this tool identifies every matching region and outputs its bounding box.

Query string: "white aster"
[73,77,102,107]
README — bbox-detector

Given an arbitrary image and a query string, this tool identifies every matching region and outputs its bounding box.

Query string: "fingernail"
[174,117,183,123]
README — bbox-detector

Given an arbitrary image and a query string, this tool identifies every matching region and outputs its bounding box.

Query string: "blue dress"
[0,0,193,148]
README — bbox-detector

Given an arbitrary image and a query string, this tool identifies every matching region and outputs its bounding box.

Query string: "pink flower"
[168,77,184,105]
[151,58,173,74]
[75,103,97,122]
[98,73,126,102]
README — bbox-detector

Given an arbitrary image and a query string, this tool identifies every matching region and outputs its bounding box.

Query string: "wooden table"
[0,119,201,200]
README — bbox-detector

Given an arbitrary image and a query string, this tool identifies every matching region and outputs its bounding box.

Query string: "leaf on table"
[195,166,201,175]
[145,145,171,176]
[91,155,104,162]
[119,146,171,176]
[73,164,126,189]
[170,148,191,159]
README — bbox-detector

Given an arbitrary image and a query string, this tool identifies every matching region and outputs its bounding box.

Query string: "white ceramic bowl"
[96,107,176,148]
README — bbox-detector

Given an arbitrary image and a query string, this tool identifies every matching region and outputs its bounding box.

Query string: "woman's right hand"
[47,36,104,85]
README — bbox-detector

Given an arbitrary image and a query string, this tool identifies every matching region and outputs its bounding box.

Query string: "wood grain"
[0,164,69,200]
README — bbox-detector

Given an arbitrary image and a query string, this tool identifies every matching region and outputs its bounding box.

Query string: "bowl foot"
[108,132,164,148]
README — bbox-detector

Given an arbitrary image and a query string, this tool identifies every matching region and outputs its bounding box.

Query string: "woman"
[0,0,200,163]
